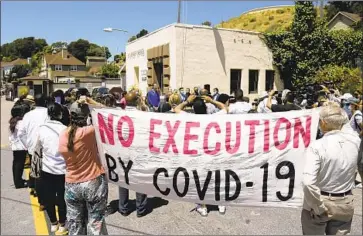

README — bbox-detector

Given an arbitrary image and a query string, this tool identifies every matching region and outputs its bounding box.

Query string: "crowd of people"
[8,83,363,235]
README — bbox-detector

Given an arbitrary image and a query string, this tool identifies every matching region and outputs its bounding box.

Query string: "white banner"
[91,108,319,208]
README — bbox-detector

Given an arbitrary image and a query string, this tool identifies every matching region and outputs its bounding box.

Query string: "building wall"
[174,25,282,99]
[329,15,354,31]
[126,24,283,99]
[126,24,176,95]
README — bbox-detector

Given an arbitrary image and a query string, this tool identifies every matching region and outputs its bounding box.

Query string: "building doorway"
[34,84,43,95]
[153,62,163,90]
[134,66,139,87]
[230,69,241,94]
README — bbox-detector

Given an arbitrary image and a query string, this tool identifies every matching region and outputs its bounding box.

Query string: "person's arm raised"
[202,95,226,112]
[175,95,196,114]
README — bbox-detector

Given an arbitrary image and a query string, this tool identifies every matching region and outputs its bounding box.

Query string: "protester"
[9,103,30,189]
[185,88,191,99]
[58,98,108,235]
[212,88,220,101]
[267,90,301,112]
[179,87,186,102]
[174,94,227,216]
[348,97,362,136]
[37,103,67,234]
[301,102,361,235]
[117,92,149,217]
[228,89,251,114]
[257,91,276,113]
[147,84,160,111]
[18,93,48,208]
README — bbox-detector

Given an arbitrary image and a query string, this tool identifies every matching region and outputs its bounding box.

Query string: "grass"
[216,6,295,33]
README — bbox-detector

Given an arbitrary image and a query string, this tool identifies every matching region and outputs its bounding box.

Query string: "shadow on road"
[106,197,169,217]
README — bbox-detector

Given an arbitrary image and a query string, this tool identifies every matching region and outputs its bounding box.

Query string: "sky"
[1,1,293,58]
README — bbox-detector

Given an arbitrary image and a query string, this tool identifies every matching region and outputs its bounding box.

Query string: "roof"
[20,76,50,81]
[327,11,362,27]
[87,56,106,61]
[126,23,261,45]
[1,58,28,68]
[44,50,85,66]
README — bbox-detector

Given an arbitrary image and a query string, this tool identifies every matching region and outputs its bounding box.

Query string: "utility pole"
[177,0,181,23]
[320,0,324,18]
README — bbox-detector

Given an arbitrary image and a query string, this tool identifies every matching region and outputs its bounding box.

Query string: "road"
[1,97,362,235]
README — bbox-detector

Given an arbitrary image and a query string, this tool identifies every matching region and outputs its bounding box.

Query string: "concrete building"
[126,23,283,98]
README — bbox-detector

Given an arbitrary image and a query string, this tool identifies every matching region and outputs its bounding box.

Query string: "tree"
[51,41,68,52]
[128,36,137,42]
[114,52,126,63]
[128,29,149,43]
[264,1,335,88]
[202,21,212,26]
[67,39,90,63]
[9,64,31,81]
[313,65,362,93]
[100,64,119,78]
[136,29,148,38]
[87,43,111,59]
[1,37,48,59]
[325,1,363,20]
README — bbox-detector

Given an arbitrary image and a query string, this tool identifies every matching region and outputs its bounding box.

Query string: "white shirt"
[257,98,277,113]
[180,109,227,115]
[206,103,219,114]
[38,120,67,175]
[228,102,252,114]
[18,107,48,155]
[9,121,26,151]
[350,110,362,134]
[302,130,360,214]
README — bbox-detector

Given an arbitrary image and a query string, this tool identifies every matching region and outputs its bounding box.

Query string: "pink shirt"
[58,126,105,183]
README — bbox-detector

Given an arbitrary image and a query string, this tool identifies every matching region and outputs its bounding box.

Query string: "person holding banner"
[58,99,108,235]
[301,102,361,235]
[174,94,227,216]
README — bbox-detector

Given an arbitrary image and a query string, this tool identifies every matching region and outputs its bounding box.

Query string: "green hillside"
[217,6,295,33]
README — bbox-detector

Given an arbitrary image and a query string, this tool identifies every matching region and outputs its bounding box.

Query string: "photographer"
[267,90,301,112]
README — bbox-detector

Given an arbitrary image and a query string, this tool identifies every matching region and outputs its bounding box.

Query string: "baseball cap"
[339,93,353,100]
[69,101,90,118]
[347,97,360,105]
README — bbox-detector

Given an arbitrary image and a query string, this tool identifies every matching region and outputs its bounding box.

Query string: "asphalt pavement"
[0,97,362,235]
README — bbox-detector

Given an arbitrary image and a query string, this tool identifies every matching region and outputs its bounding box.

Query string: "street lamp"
[103,27,128,33]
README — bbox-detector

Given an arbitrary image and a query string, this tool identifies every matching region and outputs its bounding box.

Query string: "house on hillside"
[86,56,107,77]
[1,58,30,79]
[328,11,362,31]
[39,49,87,82]
[126,23,283,99]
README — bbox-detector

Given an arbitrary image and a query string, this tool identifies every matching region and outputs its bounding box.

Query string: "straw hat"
[23,95,35,103]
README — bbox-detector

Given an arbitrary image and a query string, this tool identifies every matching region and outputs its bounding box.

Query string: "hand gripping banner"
[91,108,319,208]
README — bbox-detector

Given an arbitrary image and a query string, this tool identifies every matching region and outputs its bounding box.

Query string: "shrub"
[276,9,285,14]
[269,16,274,21]
[249,17,256,23]
[243,22,248,27]
[264,22,270,25]
[313,65,362,94]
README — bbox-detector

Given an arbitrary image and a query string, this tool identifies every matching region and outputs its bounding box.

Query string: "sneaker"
[196,206,208,217]
[356,183,362,189]
[218,206,226,215]
[50,224,59,233]
[56,226,68,235]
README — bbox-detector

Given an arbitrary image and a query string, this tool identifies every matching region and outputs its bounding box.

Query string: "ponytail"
[67,112,88,152]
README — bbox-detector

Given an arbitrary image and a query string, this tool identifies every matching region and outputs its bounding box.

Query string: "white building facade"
[126,23,283,99]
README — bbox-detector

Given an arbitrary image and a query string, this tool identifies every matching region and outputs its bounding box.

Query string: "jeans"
[41,171,66,224]
[12,150,26,188]
[118,187,147,215]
